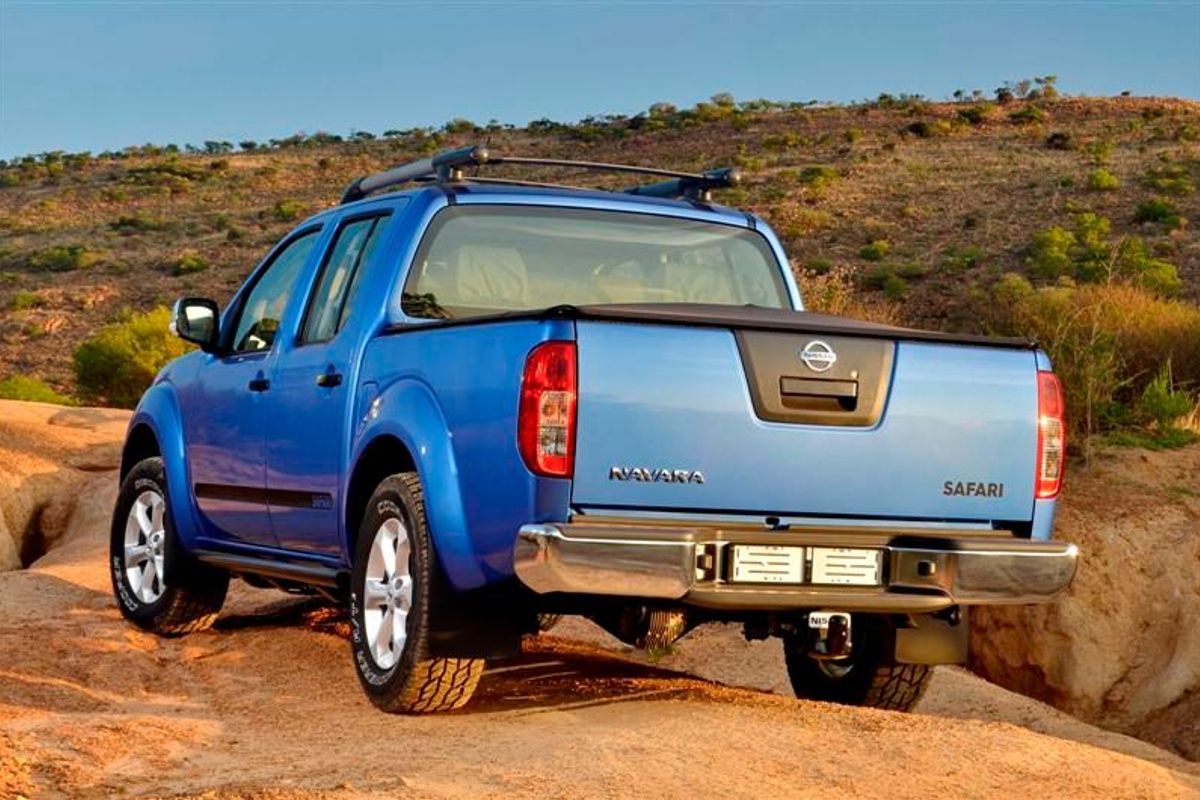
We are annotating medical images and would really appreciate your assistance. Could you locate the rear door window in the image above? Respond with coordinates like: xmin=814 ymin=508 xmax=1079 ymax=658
xmin=300 ymin=213 xmax=389 ymax=343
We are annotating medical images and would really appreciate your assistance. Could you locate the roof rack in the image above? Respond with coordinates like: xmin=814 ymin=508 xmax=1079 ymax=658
xmin=339 ymin=144 xmax=742 ymax=205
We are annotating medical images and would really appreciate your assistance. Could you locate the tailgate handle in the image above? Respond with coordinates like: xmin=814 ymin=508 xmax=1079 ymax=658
xmin=779 ymin=377 xmax=858 ymax=411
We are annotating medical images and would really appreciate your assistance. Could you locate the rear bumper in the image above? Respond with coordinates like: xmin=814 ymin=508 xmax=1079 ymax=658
xmin=513 ymin=517 xmax=1078 ymax=613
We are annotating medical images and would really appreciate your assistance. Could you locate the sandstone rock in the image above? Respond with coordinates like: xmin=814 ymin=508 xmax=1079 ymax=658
xmin=971 ymin=444 xmax=1200 ymax=759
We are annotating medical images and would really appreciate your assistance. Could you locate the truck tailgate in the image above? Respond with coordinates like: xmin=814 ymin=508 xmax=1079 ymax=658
xmin=571 ymin=316 xmax=1039 ymax=523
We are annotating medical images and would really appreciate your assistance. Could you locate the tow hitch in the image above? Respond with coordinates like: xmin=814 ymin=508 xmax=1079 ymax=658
xmin=807 ymin=610 xmax=853 ymax=659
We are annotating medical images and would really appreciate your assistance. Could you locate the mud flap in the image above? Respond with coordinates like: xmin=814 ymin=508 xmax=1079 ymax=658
xmin=427 ymin=578 xmax=535 ymax=659
xmin=894 ymin=609 xmax=969 ymax=665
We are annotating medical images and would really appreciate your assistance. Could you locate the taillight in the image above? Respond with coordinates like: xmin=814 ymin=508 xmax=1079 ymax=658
xmin=518 ymin=341 xmax=577 ymax=478
xmin=1036 ymin=370 xmax=1066 ymax=499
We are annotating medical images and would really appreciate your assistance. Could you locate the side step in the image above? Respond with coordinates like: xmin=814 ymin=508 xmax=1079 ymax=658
xmin=194 ymin=550 xmax=344 ymax=588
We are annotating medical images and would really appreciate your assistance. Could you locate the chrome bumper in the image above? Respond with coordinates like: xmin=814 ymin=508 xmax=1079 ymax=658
xmin=513 ymin=518 xmax=1078 ymax=613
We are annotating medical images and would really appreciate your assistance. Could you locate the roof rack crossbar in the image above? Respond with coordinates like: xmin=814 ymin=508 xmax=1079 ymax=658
xmin=623 ymin=167 xmax=743 ymax=202
xmin=488 ymin=156 xmax=701 ymax=181
xmin=341 ymin=145 xmax=490 ymax=203
xmin=339 ymin=144 xmax=742 ymax=204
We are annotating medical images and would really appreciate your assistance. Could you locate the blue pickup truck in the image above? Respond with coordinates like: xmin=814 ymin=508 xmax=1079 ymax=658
xmin=110 ymin=146 xmax=1078 ymax=714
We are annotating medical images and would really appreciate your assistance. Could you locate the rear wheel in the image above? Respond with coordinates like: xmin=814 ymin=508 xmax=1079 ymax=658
xmin=109 ymin=457 xmax=228 ymax=635
xmin=783 ymin=615 xmax=931 ymax=712
xmin=349 ymin=473 xmax=484 ymax=713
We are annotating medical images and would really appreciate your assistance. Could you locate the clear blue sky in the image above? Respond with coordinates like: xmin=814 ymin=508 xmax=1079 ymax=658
xmin=1 ymin=2 xmax=1198 ymax=159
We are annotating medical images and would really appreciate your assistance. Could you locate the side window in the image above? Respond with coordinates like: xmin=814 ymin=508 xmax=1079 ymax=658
xmin=231 ymin=230 xmax=320 ymax=353
xmin=300 ymin=214 xmax=389 ymax=344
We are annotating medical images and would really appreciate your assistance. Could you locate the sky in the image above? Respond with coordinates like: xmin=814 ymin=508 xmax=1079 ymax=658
xmin=1 ymin=1 xmax=1198 ymax=159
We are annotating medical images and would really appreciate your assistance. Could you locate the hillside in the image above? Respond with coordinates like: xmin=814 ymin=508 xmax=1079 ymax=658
xmin=1 ymin=94 xmax=1198 ymax=394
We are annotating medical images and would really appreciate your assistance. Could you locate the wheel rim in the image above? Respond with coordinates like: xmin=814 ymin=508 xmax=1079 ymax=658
xmin=123 ymin=489 xmax=167 ymax=604
xmin=815 ymin=658 xmax=855 ymax=680
xmin=362 ymin=516 xmax=413 ymax=670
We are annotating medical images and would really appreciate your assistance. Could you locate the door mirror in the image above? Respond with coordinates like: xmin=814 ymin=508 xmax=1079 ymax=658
xmin=171 ymin=297 xmax=221 ymax=352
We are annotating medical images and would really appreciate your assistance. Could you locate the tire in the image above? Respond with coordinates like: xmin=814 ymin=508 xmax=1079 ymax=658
xmin=536 ymin=613 xmax=563 ymax=633
xmin=349 ymin=473 xmax=484 ymax=714
xmin=110 ymin=457 xmax=229 ymax=636
xmin=784 ymin=615 xmax=932 ymax=712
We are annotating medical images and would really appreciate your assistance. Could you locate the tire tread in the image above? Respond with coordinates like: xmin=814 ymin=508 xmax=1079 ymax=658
xmin=111 ymin=457 xmax=227 ymax=637
xmin=354 ymin=473 xmax=485 ymax=714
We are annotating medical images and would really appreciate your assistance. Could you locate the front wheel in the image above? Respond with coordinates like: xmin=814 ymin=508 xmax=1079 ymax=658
xmin=109 ymin=457 xmax=228 ymax=635
xmin=349 ymin=473 xmax=484 ymax=713
xmin=783 ymin=615 xmax=932 ymax=712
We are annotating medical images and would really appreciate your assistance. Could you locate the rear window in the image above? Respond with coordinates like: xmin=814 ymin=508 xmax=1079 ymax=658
xmin=401 ymin=205 xmax=788 ymax=319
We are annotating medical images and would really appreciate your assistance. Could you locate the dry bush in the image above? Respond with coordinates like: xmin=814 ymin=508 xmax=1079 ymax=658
xmin=797 ymin=265 xmax=901 ymax=325
xmin=984 ymin=276 xmax=1200 ymax=454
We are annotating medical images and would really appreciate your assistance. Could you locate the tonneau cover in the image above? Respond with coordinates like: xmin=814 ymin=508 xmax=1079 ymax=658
xmin=398 ymin=303 xmax=1037 ymax=350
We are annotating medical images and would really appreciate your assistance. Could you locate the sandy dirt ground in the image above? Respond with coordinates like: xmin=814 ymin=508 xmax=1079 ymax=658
xmin=1 ymin=400 xmax=1198 ymax=799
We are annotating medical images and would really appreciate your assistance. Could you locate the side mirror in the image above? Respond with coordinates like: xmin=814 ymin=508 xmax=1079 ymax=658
xmin=171 ymin=297 xmax=221 ymax=352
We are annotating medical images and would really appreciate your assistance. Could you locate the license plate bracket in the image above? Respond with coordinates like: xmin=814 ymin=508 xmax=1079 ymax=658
xmin=730 ymin=544 xmax=805 ymax=584
xmin=809 ymin=547 xmax=882 ymax=586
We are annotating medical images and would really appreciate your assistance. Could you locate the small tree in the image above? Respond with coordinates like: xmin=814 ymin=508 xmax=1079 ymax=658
xmin=1036 ymin=75 xmax=1060 ymax=100
xmin=73 ymin=308 xmax=190 ymax=408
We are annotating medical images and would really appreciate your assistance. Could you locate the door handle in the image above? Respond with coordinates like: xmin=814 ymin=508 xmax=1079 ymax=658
xmin=248 ymin=376 xmax=270 ymax=392
xmin=316 ymin=368 xmax=343 ymax=388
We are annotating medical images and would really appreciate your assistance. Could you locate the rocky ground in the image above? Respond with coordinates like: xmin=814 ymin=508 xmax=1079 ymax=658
xmin=0 ymin=399 xmax=1197 ymax=799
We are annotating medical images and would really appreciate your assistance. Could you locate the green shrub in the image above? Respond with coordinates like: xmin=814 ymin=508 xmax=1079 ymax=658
xmin=764 ymin=132 xmax=802 ymax=151
xmin=1133 ymin=197 xmax=1185 ymax=230
xmin=881 ymin=273 xmax=909 ymax=299
xmin=769 ymin=207 xmax=833 ymax=239
xmin=1026 ymin=226 xmax=1075 ymax=279
xmin=904 ymin=120 xmax=951 ymax=138
xmin=1086 ymin=168 xmax=1120 ymax=191
xmin=941 ymin=245 xmax=984 ymax=270
xmin=272 ymin=199 xmax=306 ymax=222
xmin=73 ymin=307 xmax=191 ymax=408
xmin=863 ymin=264 xmax=910 ymax=298
xmin=1025 ymin=213 xmax=1181 ymax=295
xmin=956 ymin=105 xmax=992 ymax=126
xmin=859 ymin=239 xmax=891 ymax=261
xmin=0 ymin=375 xmax=73 ymax=405
xmin=1114 ymin=237 xmax=1182 ymax=296
xmin=798 ymin=165 xmax=840 ymax=192
xmin=1102 ymin=427 xmax=1200 ymax=450
xmin=109 ymin=213 xmax=166 ymax=234
xmin=1135 ymin=363 xmax=1193 ymax=429
xmin=1143 ymin=163 xmax=1195 ymax=196
xmin=28 ymin=245 xmax=100 ymax=272
xmin=1009 ymin=105 xmax=1047 ymax=125
xmin=124 ymin=160 xmax=208 ymax=190
xmin=9 ymin=290 xmax=44 ymax=310
xmin=172 ymin=251 xmax=208 ymax=276
xmin=442 ymin=118 xmax=478 ymax=134
xmin=1086 ymin=138 xmax=1115 ymax=166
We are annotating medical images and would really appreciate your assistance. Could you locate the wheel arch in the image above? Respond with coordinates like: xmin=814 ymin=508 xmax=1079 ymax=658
xmin=345 ymin=377 xmax=487 ymax=590
xmin=121 ymin=384 xmax=201 ymax=549
xmin=344 ymin=434 xmax=417 ymax=560
xmin=121 ymin=422 xmax=162 ymax=481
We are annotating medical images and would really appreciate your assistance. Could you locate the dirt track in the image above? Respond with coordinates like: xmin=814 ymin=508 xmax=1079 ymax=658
xmin=2 ymin=500 xmax=1198 ymax=798
xmin=1 ymin=400 xmax=1198 ymax=798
